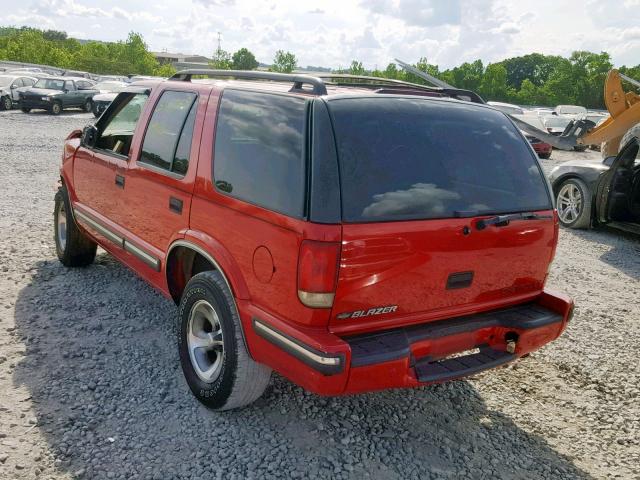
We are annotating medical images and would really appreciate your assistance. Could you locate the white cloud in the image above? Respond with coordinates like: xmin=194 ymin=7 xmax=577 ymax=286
xmin=5 ymin=0 xmax=639 ymax=70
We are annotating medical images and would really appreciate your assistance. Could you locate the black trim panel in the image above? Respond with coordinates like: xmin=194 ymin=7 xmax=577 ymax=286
xmin=415 ymin=346 xmax=515 ymax=382
xmin=252 ymin=318 xmax=344 ymax=375
xmin=346 ymin=302 xmax=562 ymax=367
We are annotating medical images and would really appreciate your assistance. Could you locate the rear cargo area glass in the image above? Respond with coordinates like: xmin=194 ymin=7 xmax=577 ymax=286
xmin=328 ymin=97 xmax=552 ymax=222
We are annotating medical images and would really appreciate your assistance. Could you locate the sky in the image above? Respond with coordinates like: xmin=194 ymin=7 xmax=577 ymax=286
xmin=3 ymin=0 xmax=640 ymax=69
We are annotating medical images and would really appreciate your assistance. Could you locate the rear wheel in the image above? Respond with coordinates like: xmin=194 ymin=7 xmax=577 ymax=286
xmin=54 ymin=186 xmax=97 ymax=267
xmin=1 ymin=96 xmax=11 ymax=110
xmin=21 ymin=107 xmax=31 ymax=113
xmin=178 ymin=271 xmax=271 ymax=410
xmin=83 ymin=99 xmax=93 ymax=113
xmin=556 ymin=178 xmax=592 ymax=229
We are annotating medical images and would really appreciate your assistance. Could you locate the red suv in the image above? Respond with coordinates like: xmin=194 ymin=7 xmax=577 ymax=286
xmin=54 ymin=71 xmax=573 ymax=410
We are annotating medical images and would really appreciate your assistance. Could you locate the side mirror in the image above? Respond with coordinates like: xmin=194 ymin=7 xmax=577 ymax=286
xmin=81 ymin=124 xmax=98 ymax=149
xmin=62 ymin=89 xmax=69 ymax=93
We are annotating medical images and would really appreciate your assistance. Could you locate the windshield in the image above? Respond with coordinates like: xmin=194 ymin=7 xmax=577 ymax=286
xmin=0 ymin=76 xmax=12 ymax=87
xmin=328 ymin=97 xmax=551 ymax=222
xmin=543 ymin=116 xmax=571 ymax=128
xmin=34 ymin=78 xmax=65 ymax=90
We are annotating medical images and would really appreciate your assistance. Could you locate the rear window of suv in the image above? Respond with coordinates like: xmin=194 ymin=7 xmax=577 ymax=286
xmin=328 ymin=97 xmax=552 ymax=222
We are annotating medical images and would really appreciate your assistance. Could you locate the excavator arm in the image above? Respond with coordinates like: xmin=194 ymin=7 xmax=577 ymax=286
xmin=511 ymin=69 xmax=640 ymax=152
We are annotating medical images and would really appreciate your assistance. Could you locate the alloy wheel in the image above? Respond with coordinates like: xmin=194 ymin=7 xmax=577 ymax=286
xmin=557 ymin=182 xmax=583 ymax=224
xmin=186 ymin=300 xmax=225 ymax=383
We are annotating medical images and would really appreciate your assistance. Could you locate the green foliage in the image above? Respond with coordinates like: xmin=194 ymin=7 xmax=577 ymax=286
xmin=210 ymin=46 xmax=232 ymax=70
xmin=153 ymin=63 xmax=177 ymax=78
xmin=231 ymin=48 xmax=258 ymax=70
xmin=0 ymin=27 xmax=170 ymax=76
xmin=271 ymin=50 xmax=297 ymax=73
xmin=349 ymin=60 xmax=365 ymax=76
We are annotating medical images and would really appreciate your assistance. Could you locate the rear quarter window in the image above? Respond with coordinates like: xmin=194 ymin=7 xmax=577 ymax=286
xmin=327 ymin=97 xmax=552 ymax=222
xmin=213 ymin=89 xmax=307 ymax=218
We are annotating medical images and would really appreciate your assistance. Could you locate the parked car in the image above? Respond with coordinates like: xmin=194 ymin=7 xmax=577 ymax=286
xmin=513 ymin=114 xmax=552 ymax=159
xmin=54 ymin=72 xmax=573 ymax=410
xmin=549 ymin=125 xmax=640 ymax=233
xmin=19 ymin=77 xmax=99 ymax=115
xmin=91 ymin=81 xmax=128 ymax=117
xmin=487 ymin=101 xmax=524 ymax=115
xmin=542 ymin=115 xmax=588 ymax=151
xmin=63 ymin=70 xmax=93 ymax=79
xmin=555 ymin=105 xmax=587 ymax=116
xmin=0 ymin=74 xmax=37 ymax=110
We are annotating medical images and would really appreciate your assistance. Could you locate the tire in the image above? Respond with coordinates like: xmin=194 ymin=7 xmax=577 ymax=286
xmin=93 ymin=104 xmax=101 ymax=118
xmin=83 ymin=99 xmax=93 ymax=113
xmin=573 ymin=145 xmax=588 ymax=152
xmin=50 ymin=102 xmax=62 ymax=115
xmin=21 ymin=107 xmax=31 ymax=113
xmin=555 ymin=178 xmax=592 ymax=229
xmin=539 ymin=153 xmax=551 ymax=160
xmin=1 ymin=96 xmax=11 ymax=110
xmin=54 ymin=185 xmax=97 ymax=267
xmin=178 ymin=271 xmax=271 ymax=410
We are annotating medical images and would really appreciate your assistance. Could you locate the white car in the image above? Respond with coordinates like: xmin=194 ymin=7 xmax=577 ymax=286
xmin=487 ymin=101 xmax=524 ymax=115
xmin=554 ymin=105 xmax=587 ymax=116
xmin=0 ymin=74 xmax=37 ymax=110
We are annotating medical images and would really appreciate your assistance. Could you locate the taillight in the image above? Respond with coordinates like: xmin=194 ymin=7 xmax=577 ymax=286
xmin=297 ymin=240 xmax=340 ymax=308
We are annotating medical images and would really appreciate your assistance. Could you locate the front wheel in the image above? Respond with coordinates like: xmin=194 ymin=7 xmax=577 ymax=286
xmin=1 ymin=96 xmax=11 ymax=110
xmin=556 ymin=178 xmax=592 ymax=229
xmin=50 ymin=102 xmax=62 ymax=115
xmin=54 ymin=186 xmax=97 ymax=267
xmin=178 ymin=271 xmax=271 ymax=410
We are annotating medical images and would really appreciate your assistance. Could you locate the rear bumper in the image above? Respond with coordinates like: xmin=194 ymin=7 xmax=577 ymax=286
xmin=242 ymin=289 xmax=573 ymax=396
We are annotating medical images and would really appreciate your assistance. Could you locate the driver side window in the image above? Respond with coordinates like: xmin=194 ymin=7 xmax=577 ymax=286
xmin=96 ymin=93 xmax=148 ymax=156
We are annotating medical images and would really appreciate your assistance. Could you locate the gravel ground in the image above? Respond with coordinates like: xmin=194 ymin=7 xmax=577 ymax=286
xmin=0 ymin=109 xmax=638 ymax=480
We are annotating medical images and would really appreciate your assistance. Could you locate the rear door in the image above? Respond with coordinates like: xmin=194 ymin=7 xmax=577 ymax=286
xmin=325 ymin=97 xmax=556 ymax=333
xmin=595 ymin=137 xmax=640 ymax=224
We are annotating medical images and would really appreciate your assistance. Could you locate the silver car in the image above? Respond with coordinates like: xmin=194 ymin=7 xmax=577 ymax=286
xmin=0 ymin=74 xmax=38 ymax=110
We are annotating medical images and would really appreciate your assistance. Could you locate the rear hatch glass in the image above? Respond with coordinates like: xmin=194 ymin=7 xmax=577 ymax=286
xmin=328 ymin=97 xmax=551 ymax=222
xmin=326 ymin=97 xmax=555 ymax=333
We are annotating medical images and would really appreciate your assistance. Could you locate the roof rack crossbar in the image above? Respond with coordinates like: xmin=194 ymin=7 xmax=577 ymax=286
xmin=169 ymin=69 xmax=328 ymax=95
xmin=317 ymin=73 xmax=440 ymax=92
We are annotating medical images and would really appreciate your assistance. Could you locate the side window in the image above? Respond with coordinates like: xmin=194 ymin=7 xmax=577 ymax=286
xmin=12 ymin=79 xmax=24 ymax=88
xmin=139 ymin=91 xmax=197 ymax=175
xmin=64 ymin=81 xmax=75 ymax=91
xmin=22 ymin=78 xmax=35 ymax=87
xmin=77 ymin=81 xmax=89 ymax=90
xmin=96 ymin=93 xmax=149 ymax=156
xmin=213 ymin=90 xmax=307 ymax=218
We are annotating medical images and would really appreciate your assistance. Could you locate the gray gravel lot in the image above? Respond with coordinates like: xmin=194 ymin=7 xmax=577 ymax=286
xmin=0 ymin=109 xmax=638 ymax=480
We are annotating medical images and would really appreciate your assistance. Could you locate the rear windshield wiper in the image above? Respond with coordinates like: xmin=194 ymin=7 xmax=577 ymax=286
xmin=476 ymin=212 xmax=552 ymax=230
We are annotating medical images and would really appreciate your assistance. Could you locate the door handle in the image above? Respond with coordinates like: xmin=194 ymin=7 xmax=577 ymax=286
xmin=115 ymin=175 xmax=125 ymax=188
xmin=169 ymin=197 xmax=183 ymax=214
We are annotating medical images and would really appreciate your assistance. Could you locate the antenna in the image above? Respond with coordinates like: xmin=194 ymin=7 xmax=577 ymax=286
xmin=216 ymin=32 xmax=222 ymax=53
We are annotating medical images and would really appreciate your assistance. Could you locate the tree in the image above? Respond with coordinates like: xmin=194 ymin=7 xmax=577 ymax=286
xmin=231 ymin=47 xmax=258 ymax=70
xmin=271 ymin=50 xmax=297 ymax=73
xmin=479 ymin=63 xmax=508 ymax=101
xmin=154 ymin=62 xmax=177 ymax=78
xmin=349 ymin=60 xmax=365 ymax=76
xmin=210 ymin=45 xmax=232 ymax=70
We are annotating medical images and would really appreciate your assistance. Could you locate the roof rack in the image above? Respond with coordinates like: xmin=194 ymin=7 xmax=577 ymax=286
xmin=169 ymin=69 xmax=328 ymax=95
xmin=317 ymin=73 xmax=440 ymax=92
